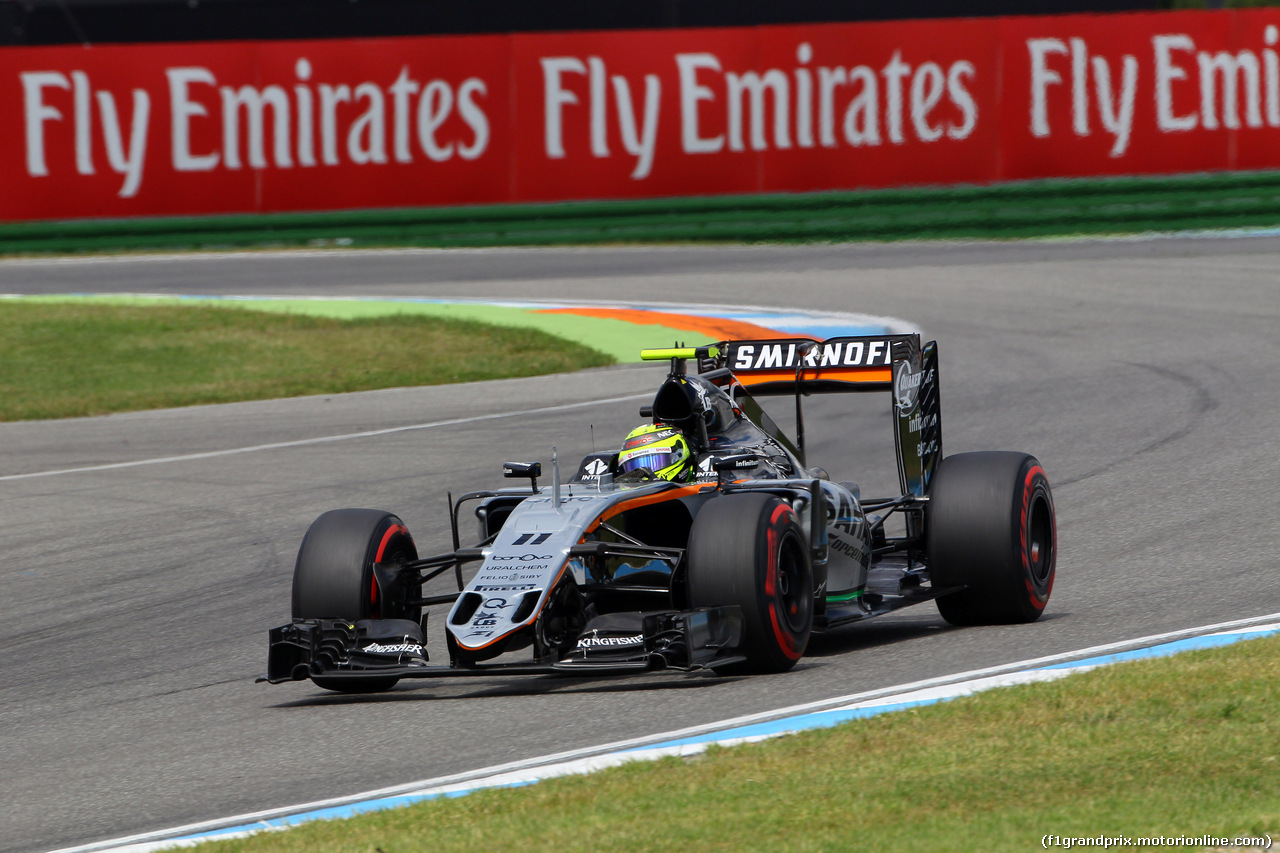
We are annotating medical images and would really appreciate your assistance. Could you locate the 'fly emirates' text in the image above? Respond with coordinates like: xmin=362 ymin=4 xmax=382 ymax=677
xmin=19 ymin=33 xmax=1279 ymax=197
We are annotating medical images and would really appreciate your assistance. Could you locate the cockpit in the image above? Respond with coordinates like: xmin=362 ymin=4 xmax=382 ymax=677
xmin=649 ymin=372 xmax=797 ymax=479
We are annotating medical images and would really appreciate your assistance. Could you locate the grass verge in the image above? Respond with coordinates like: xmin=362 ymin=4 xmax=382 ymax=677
xmin=0 ymin=301 xmax=612 ymax=421
xmin=202 ymin=634 xmax=1280 ymax=852
xmin=6 ymin=171 xmax=1280 ymax=254
xmin=13 ymin=294 xmax=706 ymax=365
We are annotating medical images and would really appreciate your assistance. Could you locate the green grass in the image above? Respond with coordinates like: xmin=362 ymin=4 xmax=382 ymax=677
xmin=200 ymin=634 xmax=1280 ymax=853
xmin=0 ymin=302 xmax=612 ymax=421
xmin=8 ymin=171 xmax=1280 ymax=253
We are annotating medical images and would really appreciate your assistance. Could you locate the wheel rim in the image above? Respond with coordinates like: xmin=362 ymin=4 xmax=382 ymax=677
xmin=1026 ymin=493 xmax=1054 ymax=587
xmin=775 ymin=534 xmax=809 ymax=634
xmin=368 ymin=522 xmax=416 ymax=621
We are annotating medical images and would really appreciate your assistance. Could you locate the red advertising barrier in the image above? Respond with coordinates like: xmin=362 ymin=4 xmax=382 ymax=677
xmin=3 ymin=9 xmax=1280 ymax=221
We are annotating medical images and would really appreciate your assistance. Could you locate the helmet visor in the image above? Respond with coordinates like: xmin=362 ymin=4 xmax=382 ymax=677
xmin=619 ymin=449 xmax=679 ymax=475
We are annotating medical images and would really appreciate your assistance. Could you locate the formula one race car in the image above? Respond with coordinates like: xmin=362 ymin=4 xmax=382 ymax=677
xmin=263 ymin=334 xmax=1056 ymax=692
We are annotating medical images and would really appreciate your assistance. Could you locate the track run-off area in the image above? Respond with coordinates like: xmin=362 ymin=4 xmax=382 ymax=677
xmin=2 ymin=237 xmax=1279 ymax=851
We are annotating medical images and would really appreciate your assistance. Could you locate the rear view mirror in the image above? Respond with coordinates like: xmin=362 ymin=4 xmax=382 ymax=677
xmin=503 ymin=461 xmax=542 ymax=479
xmin=503 ymin=461 xmax=542 ymax=491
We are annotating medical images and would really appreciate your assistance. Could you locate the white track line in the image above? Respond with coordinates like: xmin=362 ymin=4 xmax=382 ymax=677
xmin=1 ymin=297 xmax=914 ymax=484
xmin=0 ymin=393 xmax=651 ymax=483
xmin=51 ymin=610 xmax=1280 ymax=853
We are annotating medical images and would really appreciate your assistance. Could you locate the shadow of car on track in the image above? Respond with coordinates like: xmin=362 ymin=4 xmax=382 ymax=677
xmin=265 ymin=670 xmax=731 ymax=707
xmin=803 ymin=610 xmax=1071 ymax=659
xmin=801 ymin=616 xmax=949 ymax=658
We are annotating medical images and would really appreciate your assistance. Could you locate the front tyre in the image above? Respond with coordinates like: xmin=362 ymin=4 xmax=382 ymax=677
xmin=927 ymin=452 xmax=1056 ymax=625
xmin=292 ymin=508 xmax=419 ymax=692
xmin=687 ymin=493 xmax=813 ymax=673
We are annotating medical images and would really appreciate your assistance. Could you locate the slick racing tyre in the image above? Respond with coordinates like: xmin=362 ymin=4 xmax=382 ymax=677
xmin=292 ymin=508 xmax=419 ymax=692
xmin=927 ymin=452 xmax=1056 ymax=625
xmin=688 ymin=493 xmax=813 ymax=673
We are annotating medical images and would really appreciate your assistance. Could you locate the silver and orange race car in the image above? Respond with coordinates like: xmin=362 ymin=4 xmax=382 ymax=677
xmin=263 ymin=335 xmax=1056 ymax=692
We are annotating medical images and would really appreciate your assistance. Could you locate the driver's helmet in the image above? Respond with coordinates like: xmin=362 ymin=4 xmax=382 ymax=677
xmin=617 ymin=423 xmax=693 ymax=482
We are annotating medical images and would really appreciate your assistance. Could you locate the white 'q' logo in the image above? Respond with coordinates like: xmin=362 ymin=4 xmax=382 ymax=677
xmin=894 ymin=361 xmax=922 ymax=414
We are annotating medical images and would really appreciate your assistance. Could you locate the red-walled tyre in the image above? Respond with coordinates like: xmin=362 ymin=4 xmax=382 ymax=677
xmin=688 ymin=493 xmax=813 ymax=673
xmin=292 ymin=508 xmax=419 ymax=692
xmin=927 ymin=452 xmax=1056 ymax=625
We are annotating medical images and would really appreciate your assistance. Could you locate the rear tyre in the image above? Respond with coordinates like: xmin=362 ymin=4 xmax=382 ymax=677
xmin=927 ymin=452 xmax=1056 ymax=625
xmin=292 ymin=508 xmax=419 ymax=692
xmin=687 ymin=493 xmax=813 ymax=673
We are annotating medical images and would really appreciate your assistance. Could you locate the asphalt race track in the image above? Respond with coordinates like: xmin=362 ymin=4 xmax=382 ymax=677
xmin=3 ymin=237 xmax=1279 ymax=851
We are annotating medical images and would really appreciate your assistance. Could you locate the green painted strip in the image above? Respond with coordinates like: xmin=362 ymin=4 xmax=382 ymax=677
xmin=5 ymin=170 xmax=1280 ymax=254
xmin=826 ymin=590 xmax=865 ymax=603
xmin=7 ymin=295 xmax=697 ymax=363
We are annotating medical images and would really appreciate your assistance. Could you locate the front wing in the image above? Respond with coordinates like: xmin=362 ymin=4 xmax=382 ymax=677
xmin=262 ymin=606 xmax=746 ymax=685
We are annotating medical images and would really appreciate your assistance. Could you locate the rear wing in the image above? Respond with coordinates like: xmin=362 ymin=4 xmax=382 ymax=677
xmin=718 ymin=335 xmax=942 ymax=497
xmin=724 ymin=336 xmax=908 ymax=393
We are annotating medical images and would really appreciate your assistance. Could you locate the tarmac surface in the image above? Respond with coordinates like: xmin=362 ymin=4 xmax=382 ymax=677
xmin=2 ymin=236 xmax=1278 ymax=851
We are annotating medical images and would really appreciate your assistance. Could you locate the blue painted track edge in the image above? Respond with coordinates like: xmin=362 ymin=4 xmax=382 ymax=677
xmin=57 ymin=612 xmax=1280 ymax=853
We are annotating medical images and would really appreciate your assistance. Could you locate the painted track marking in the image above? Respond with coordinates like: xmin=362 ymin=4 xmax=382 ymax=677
xmin=53 ymin=611 xmax=1280 ymax=853
xmin=0 ymin=392 xmax=651 ymax=483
